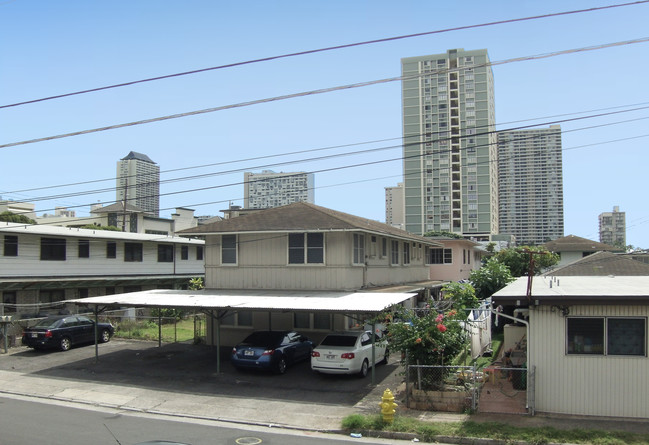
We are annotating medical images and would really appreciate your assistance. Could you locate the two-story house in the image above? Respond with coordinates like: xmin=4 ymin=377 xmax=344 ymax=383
xmin=73 ymin=203 xmax=444 ymax=349
xmin=1 ymin=222 xmax=205 ymax=320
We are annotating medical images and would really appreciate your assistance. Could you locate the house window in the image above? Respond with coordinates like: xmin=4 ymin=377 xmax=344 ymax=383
xmin=294 ymin=312 xmax=310 ymax=329
xmin=221 ymin=310 xmax=252 ymax=327
xmin=222 ymin=235 xmax=237 ymax=264
xmin=181 ymin=245 xmax=189 ymax=260
xmin=391 ymin=240 xmax=399 ymax=265
xmin=124 ymin=243 xmax=143 ymax=262
xmin=158 ymin=244 xmax=174 ymax=262
xmin=3 ymin=235 xmax=18 ymax=256
xmin=288 ymin=233 xmax=324 ymax=264
xmin=353 ymin=234 xmax=365 ymax=265
xmin=403 ymin=242 xmax=410 ymax=265
xmin=428 ymin=248 xmax=453 ymax=264
xmin=78 ymin=239 xmax=90 ymax=258
xmin=106 ymin=242 xmax=117 ymax=259
xmin=39 ymin=289 xmax=65 ymax=304
xmin=40 ymin=238 xmax=66 ymax=261
xmin=196 ymin=245 xmax=204 ymax=261
xmin=2 ymin=291 xmax=16 ymax=313
xmin=314 ymin=313 xmax=332 ymax=330
xmin=566 ymin=317 xmax=645 ymax=356
xmin=381 ymin=238 xmax=387 ymax=258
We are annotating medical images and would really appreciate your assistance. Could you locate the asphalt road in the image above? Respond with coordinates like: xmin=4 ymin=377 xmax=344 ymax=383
xmin=1 ymin=338 xmax=402 ymax=409
xmin=0 ymin=395 xmax=411 ymax=445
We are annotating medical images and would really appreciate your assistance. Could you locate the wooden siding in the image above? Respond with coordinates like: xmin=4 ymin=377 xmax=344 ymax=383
xmin=531 ymin=305 xmax=649 ymax=418
xmin=205 ymin=232 xmax=431 ymax=290
xmin=0 ymin=233 xmax=204 ymax=278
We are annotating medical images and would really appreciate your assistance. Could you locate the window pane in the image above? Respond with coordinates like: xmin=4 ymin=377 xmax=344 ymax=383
xmin=41 ymin=238 xmax=66 ymax=261
xmin=288 ymin=233 xmax=304 ymax=264
xmin=196 ymin=245 xmax=204 ymax=260
xmin=567 ymin=318 xmax=604 ymax=354
xmin=106 ymin=242 xmax=117 ymax=259
xmin=237 ymin=310 xmax=253 ymax=327
xmin=294 ymin=312 xmax=310 ymax=329
xmin=608 ymin=318 xmax=646 ymax=356
xmin=78 ymin=239 xmax=90 ymax=258
xmin=181 ymin=245 xmax=188 ymax=260
xmin=158 ymin=244 xmax=174 ymax=262
xmin=314 ymin=313 xmax=331 ymax=330
xmin=222 ymin=235 xmax=237 ymax=264
xmin=124 ymin=243 xmax=143 ymax=262
xmin=306 ymin=233 xmax=324 ymax=263
xmin=4 ymin=236 xmax=18 ymax=256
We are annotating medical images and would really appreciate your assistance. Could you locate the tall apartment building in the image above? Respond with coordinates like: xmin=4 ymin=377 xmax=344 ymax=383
xmin=497 ymin=125 xmax=564 ymax=245
xmin=599 ymin=206 xmax=626 ymax=247
xmin=385 ymin=182 xmax=405 ymax=229
xmin=243 ymin=170 xmax=314 ymax=209
xmin=116 ymin=151 xmax=160 ymax=217
xmin=401 ymin=48 xmax=497 ymax=239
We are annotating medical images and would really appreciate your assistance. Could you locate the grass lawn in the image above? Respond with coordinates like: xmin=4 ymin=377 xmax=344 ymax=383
xmin=342 ymin=414 xmax=649 ymax=444
xmin=112 ymin=317 xmax=198 ymax=343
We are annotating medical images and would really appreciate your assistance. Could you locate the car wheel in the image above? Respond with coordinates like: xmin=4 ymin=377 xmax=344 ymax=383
xmin=60 ymin=337 xmax=72 ymax=351
xmin=379 ymin=348 xmax=390 ymax=365
xmin=275 ymin=358 xmax=287 ymax=375
xmin=100 ymin=329 xmax=111 ymax=343
xmin=358 ymin=359 xmax=369 ymax=378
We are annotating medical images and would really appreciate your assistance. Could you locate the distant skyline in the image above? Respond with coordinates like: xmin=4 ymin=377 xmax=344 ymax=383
xmin=1 ymin=1 xmax=649 ymax=247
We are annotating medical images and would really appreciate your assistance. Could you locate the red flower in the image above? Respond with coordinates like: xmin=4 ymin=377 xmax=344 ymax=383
xmin=435 ymin=314 xmax=444 ymax=322
xmin=437 ymin=323 xmax=447 ymax=333
xmin=415 ymin=337 xmax=422 ymax=344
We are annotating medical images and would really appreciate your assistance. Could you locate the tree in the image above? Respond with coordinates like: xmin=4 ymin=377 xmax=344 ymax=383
xmin=79 ymin=224 xmax=122 ymax=231
xmin=493 ymin=246 xmax=559 ymax=277
xmin=469 ymin=258 xmax=515 ymax=300
xmin=423 ymin=230 xmax=464 ymax=239
xmin=440 ymin=281 xmax=479 ymax=314
xmin=0 ymin=211 xmax=36 ymax=225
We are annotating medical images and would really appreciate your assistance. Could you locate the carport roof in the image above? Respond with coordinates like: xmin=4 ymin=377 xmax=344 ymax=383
xmin=69 ymin=289 xmax=418 ymax=313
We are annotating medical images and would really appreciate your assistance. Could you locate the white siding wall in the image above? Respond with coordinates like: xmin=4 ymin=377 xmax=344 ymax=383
xmin=205 ymin=232 xmax=431 ymax=291
xmin=0 ymin=233 xmax=204 ymax=277
xmin=531 ymin=305 xmax=649 ymax=418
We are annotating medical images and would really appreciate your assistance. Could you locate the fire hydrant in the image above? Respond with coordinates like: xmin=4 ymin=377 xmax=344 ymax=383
xmin=379 ymin=388 xmax=397 ymax=423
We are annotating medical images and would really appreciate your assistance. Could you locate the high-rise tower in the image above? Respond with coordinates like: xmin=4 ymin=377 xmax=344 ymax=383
xmin=116 ymin=151 xmax=160 ymax=216
xmin=243 ymin=170 xmax=314 ymax=209
xmin=401 ymin=49 xmax=497 ymax=239
xmin=498 ymin=125 xmax=564 ymax=245
xmin=599 ymin=206 xmax=626 ymax=247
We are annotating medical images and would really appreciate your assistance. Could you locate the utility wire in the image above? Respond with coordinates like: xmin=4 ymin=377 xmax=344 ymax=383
xmin=2 ymin=0 xmax=647 ymax=110
xmin=4 ymin=107 xmax=649 ymax=225
xmin=2 ymin=37 xmax=649 ymax=151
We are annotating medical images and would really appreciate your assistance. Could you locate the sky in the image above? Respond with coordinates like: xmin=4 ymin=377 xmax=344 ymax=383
xmin=1 ymin=1 xmax=648 ymax=247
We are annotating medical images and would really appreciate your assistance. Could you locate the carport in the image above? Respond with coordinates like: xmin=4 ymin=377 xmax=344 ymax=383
xmin=70 ymin=288 xmax=419 ymax=383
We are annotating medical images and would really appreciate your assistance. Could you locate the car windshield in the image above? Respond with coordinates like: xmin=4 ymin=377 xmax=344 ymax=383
xmin=319 ymin=335 xmax=358 ymax=347
xmin=241 ymin=331 xmax=286 ymax=348
xmin=32 ymin=318 xmax=63 ymax=329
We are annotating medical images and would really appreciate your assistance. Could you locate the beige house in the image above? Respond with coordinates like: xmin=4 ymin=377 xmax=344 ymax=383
xmin=543 ymin=234 xmax=621 ymax=267
xmin=493 ymin=276 xmax=649 ymax=419
xmin=425 ymin=237 xmax=483 ymax=281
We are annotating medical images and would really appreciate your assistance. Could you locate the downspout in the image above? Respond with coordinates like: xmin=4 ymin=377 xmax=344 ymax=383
xmin=490 ymin=303 xmax=533 ymax=415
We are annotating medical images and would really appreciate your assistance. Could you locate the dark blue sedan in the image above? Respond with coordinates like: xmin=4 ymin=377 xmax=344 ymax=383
xmin=22 ymin=315 xmax=114 ymax=351
xmin=231 ymin=331 xmax=314 ymax=374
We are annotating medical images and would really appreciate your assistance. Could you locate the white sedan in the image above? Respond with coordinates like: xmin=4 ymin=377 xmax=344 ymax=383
xmin=311 ymin=330 xmax=388 ymax=377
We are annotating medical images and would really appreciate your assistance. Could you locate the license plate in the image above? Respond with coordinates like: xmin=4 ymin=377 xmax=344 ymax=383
xmin=326 ymin=354 xmax=336 ymax=360
xmin=244 ymin=350 xmax=254 ymax=356
xmin=31 ymin=333 xmax=38 ymax=338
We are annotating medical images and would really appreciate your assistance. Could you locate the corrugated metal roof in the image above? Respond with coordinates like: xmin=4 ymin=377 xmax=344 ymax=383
xmin=69 ymin=289 xmax=416 ymax=313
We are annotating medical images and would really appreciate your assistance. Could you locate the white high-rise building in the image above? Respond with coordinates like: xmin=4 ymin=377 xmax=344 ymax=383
xmin=116 ymin=151 xmax=160 ymax=216
xmin=244 ymin=170 xmax=314 ymax=209
xmin=599 ymin=206 xmax=626 ymax=247
xmin=385 ymin=182 xmax=404 ymax=230
xmin=401 ymin=48 xmax=497 ymax=239
xmin=498 ymin=125 xmax=564 ymax=245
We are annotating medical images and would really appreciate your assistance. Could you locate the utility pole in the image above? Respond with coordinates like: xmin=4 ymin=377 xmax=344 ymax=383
xmin=518 ymin=248 xmax=550 ymax=303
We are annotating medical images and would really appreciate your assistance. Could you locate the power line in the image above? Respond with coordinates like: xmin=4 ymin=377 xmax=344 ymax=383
xmin=2 ymin=1 xmax=647 ymax=110
xmin=2 ymin=37 xmax=649 ymax=151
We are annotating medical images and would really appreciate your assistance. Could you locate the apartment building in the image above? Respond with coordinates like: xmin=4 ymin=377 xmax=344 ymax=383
xmin=599 ymin=206 xmax=626 ymax=247
xmin=498 ymin=125 xmax=564 ymax=245
xmin=116 ymin=151 xmax=160 ymax=217
xmin=243 ymin=170 xmax=314 ymax=209
xmin=401 ymin=48 xmax=497 ymax=239
xmin=385 ymin=182 xmax=404 ymax=229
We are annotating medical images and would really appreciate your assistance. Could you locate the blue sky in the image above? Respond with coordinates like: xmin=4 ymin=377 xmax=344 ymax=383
xmin=1 ymin=1 xmax=648 ymax=247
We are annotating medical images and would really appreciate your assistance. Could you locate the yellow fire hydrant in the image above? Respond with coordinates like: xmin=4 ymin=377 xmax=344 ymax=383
xmin=379 ymin=388 xmax=397 ymax=423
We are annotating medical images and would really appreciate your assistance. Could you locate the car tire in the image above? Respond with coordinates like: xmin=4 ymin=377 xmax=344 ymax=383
xmin=379 ymin=348 xmax=390 ymax=365
xmin=100 ymin=329 xmax=111 ymax=343
xmin=60 ymin=337 xmax=72 ymax=352
xmin=275 ymin=358 xmax=287 ymax=375
xmin=358 ymin=359 xmax=369 ymax=378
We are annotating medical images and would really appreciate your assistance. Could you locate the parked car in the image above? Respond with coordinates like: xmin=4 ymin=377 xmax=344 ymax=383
xmin=311 ymin=330 xmax=388 ymax=377
xmin=231 ymin=331 xmax=314 ymax=374
xmin=21 ymin=315 xmax=114 ymax=351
